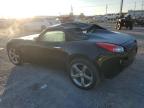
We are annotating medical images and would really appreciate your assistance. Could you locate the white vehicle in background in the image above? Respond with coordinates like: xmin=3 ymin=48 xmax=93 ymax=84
xmin=21 ymin=18 xmax=60 ymax=32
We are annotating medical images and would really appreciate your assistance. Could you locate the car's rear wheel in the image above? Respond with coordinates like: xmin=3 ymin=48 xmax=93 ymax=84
xmin=129 ymin=24 xmax=133 ymax=30
xmin=69 ymin=58 xmax=100 ymax=89
xmin=8 ymin=47 xmax=23 ymax=65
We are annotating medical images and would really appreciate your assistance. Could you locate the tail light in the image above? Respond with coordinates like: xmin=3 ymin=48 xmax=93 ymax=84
xmin=96 ymin=42 xmax=124 ymax=53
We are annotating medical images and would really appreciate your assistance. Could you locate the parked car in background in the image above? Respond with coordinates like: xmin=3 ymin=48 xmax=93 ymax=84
xmin=0 ymin=19 xmax=15 ymax=28
xmin=7 ymin=22 xmax=137 ymax=89
xmin=135 ymin=17 xmax=144 ymax=26
xmin=20 ymin=18 xmax=60 ymax=32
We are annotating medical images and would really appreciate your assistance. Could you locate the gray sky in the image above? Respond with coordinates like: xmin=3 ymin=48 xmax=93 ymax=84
xmin=0 ymin=0 xmax=143 ymax=18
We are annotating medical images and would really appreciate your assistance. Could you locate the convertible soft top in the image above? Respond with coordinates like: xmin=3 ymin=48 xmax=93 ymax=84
xmin=44 ymin=22 xmax=106 ymax=31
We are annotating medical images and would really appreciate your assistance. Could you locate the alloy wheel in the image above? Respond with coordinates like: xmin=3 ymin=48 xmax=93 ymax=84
xmin=8 ymin=48 xmax=21 ymax=64
xmin=70 ymin=63 xmax=93 ymax=88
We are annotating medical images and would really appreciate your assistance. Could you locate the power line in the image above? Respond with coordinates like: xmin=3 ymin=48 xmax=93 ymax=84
xmin=72 ymin=2 xmax=135 ymax=9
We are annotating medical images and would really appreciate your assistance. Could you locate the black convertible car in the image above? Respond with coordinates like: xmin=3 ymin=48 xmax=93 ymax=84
xmin=7 ymin=23 xmax=137 ymax=89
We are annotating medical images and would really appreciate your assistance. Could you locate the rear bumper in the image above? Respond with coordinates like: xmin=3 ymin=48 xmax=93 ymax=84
xmin=97 ymin=45 xmax=137 ymax=77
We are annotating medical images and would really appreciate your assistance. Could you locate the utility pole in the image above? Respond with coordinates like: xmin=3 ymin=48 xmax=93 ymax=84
xmin=70 ymin=5 xmax=73 ymax=14
xmin=142 ymin=0 xmax=144 ymax=10
xmin=134 ymin=1 xmax=136 ymax=18
xmin=134 ymin=1 xmax=136 ymax=11
xmin=142 ymin=0 xmax=144 ymax=17
xmin=106 ymin=4 xmax=108 ymax=15
xmin=120 ymin=0 xmax=123 ymax=16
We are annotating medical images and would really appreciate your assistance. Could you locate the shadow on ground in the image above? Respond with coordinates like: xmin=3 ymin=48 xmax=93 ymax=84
xmin=0 ymin=54 xmax=144 ymax=108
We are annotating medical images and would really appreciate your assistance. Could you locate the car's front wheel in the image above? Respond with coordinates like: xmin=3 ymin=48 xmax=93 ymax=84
xmin=117 ymin=23 xmax=122 ymax=30
xmin=8 ymin=47 xmax=23 ymax=65
xmin=69 ymin=58 xmax=100 ymax=89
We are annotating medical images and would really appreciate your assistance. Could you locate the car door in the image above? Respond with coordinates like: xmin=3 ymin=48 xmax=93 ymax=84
xmin=24 ymin=30 xmax=67 ymax=64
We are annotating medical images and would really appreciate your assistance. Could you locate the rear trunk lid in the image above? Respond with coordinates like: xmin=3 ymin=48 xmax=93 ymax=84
xmin=88 ymin=30 xmax=135 ymax=45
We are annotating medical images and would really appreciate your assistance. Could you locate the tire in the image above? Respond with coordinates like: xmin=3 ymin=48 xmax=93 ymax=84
xmin=115 ymin=23 xmax=118 ymax=29
xmin=129 ymin=25 xmax=133 ymax=30
xmin=117 ymin=23 xmax=121 ymax=30
xmin=69 ymin=58 xmax=101 ymax=90
xmin=125 ymin=25 xmax=129 ymax=29
xmin=8 ymin=47 xmax=23 ymax=65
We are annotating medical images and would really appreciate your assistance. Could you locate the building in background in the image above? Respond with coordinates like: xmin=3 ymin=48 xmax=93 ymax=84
xmin=128 ymin=10 xmax=144 ymax=18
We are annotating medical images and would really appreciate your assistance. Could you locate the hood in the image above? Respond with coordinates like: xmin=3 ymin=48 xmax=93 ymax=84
xmin=88 ymin=30 xmax=135 ymax=45
xmin=19 ymin=34 xmax=39 ymax=40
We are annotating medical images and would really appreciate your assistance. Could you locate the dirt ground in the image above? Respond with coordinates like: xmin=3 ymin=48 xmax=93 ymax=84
xmin=0 ymin=28 xmax=144 ymax=108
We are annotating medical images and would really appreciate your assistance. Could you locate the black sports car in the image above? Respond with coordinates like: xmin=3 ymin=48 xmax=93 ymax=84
xmin=7 ymin=23 xmax=137 ymax=89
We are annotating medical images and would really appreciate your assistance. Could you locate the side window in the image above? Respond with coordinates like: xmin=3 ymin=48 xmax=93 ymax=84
xmin=41 ymin=31 xmax=65 ymax=42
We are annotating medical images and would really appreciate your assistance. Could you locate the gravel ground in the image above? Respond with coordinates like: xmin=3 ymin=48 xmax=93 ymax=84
xmin=0 ymin=28 xmax=144 ymax=108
